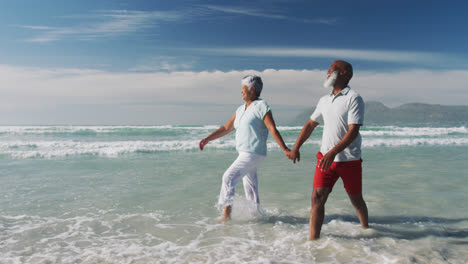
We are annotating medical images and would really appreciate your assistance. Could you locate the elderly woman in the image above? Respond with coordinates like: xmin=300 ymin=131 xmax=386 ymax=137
xmin=199 ymin=75 xmax=291 ymax=221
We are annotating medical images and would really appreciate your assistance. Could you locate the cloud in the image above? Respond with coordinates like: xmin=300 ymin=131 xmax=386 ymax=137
xmin=201 ymin=5 xmax=337 ymax=24
xmin=1 ymin=64 xmax=466 ymax=109
xmin=15 ymin=4 xmax=337 ymax=43
xmin=16 ymin=10 xmax=186 ymax=42
xmin=1 ymin=64 xmax=467 ymax=124
xmin=15 ymin=25 xmax=57 ymax=30
xmin=192 ymin=47 xmax=446 ymax=64
xmin=202 ymin=5 xmax=291 ymax=20
xmin=129 ymin=56 xmax=195 ymax=72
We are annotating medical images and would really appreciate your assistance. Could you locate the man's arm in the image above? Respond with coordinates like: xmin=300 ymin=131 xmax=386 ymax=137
xmin=263 ymin=111 xmax=290 ymax=156
xmin=319 ymin=124 xmax=361 ymax=170
xmin=290 ymin=119 xmax=319 ymax=163
xmin=199 ymin=113 xmax=236 ymax=151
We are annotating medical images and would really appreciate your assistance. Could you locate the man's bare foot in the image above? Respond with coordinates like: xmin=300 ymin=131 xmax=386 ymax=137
xmin=221 ymin=205 xmax=232 ymax=222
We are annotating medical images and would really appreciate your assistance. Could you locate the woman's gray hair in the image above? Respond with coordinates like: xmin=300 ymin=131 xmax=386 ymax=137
xmin=241 ymin=75 xmax=263 ymax=96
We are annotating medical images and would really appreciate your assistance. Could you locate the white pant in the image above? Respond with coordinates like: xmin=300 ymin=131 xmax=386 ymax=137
xmin=218 ymin=152 xmax=265 ymax=206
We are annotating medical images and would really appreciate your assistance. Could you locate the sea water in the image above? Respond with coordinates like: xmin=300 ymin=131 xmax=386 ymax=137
xmin=0 ymin=125 xmax=467 ymax=263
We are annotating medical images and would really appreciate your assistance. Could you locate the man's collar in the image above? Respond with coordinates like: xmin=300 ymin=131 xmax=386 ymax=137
xmin=329 ymin=86 xmax=351 ymax=97
xmin=341 ymin=86 xmax=351 ymax=95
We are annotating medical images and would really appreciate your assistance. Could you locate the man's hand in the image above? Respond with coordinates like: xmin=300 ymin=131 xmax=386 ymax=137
xmin=288 ymin=148 xmax=301 ymax=164
xmin=199 ymin=138 xmax=209 ymax=151
xmin=319 ymin=151 xmax=337 ymax=171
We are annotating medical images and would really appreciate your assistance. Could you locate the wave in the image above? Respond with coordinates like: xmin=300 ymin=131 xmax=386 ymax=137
xmin=0 ymin=125 xmax=466 ymax=158
xmin=362 ymin=137 xmax=468 ymax=147
xmin=1 ymin=209 xmax=464 ymax=264
xmin=0 ymin=125 xmax=221 ymax=136
xmin=361 ymin=126 xmax=468 ymax=137
xmin=277 ymin=126 xmax=304 ymax=131
xmin=1 ymin=125 xmax=465 ymax=136
xmin=0 ymin=140 xmax=219 ymax=158
xmin=1 ymin=136 xmax=467 ymax=159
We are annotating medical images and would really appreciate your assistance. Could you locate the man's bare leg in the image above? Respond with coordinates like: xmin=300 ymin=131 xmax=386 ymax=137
xmin=221 ymin=205 xmax=232 ymax=222
xmin=348 ymin=193 xmax=369 ymax=228
xmin=309 ymin=187 xmax=331 ymax=240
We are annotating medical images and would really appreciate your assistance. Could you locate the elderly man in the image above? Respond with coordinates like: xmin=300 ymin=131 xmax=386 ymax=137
xmin=289 ymin=60 xmax=369 ymax=240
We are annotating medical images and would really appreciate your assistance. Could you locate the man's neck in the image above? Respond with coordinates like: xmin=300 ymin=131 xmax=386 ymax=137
xmin=332 ymin=85 xmax=346 ymax=95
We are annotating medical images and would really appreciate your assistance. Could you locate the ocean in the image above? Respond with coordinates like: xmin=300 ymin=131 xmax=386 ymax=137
xmin=0 ymin=125 xmax=467 ymax=264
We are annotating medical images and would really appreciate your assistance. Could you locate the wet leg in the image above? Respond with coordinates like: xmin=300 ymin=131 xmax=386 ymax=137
xmin=309 ymin=187 xmax=331 ymax=240
xmin=348 ymin=193 xmax=369 ymax=228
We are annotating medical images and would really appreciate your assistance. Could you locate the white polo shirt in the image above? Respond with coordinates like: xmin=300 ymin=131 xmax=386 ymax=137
xmin=310 ymin=87 xmax=365 ymax=162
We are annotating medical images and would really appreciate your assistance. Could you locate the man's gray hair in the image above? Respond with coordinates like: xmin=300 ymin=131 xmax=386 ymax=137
xmin=241 ymin=75 xmax=263 ymax=96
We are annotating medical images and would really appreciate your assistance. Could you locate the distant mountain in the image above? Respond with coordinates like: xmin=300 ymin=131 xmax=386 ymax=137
xmin=288 ymin=102 xmax=468 ymax=126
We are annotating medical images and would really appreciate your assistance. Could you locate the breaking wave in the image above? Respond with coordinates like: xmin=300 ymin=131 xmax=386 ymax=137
xmin=0 ymin=125 xmax=466 ymax=158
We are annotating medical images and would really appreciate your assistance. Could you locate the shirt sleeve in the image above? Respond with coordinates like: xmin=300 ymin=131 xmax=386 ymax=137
xmin=310 ymin=99 xmax=322 ymax=122
xmin=348 ymin=95 xmax=365 ymax=125
xmin=256 ymin=100 xmax=271 ymax=119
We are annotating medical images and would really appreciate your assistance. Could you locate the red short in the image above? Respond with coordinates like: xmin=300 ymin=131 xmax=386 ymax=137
xmin=313 ymin=152 xmax=363 ymax=195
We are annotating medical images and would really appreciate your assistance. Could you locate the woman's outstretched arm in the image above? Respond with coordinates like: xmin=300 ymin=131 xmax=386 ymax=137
xmin=199 ymin=113 xmax=236 ymax=151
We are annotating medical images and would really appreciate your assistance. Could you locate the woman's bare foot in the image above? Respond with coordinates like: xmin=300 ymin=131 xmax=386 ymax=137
xmin=221 ymin=205 xmax=232 ymax=222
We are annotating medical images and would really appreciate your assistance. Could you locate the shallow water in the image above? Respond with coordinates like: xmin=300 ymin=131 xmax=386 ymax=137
xmin=0 ymin=125 xmax=467 ymax=263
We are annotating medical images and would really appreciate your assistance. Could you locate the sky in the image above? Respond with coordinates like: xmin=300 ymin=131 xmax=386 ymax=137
xmin=1 ymin=0 xmax=467 ymax=125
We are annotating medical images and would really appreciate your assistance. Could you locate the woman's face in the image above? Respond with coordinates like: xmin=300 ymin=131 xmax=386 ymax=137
xmin=241 ymin=85 xmax=256 ymax=101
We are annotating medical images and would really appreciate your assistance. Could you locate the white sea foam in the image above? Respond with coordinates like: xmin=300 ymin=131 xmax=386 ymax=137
xmin=1 ymin=125 xmax=466 ymax=138
xmin=277 ymin=126 xmax=304 ymax=131
xmin=0 ymin=140 xmax=236 ymax=158
xmin=362 ymin=137 xmax=468 ymax=147
xmin=0 ymin=125 xmax=467 ymax=158
xmin=361 ymin=126 xmax=468 ymax=136
xmin=1 ymin=135 xmax=467 ymax=159
xmin=0 ymin=125 xmax=221 ymax=135
xmin=1 ymin=209 xmax=465 ymax=264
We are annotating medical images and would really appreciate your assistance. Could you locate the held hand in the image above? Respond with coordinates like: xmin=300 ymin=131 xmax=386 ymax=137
xmin=288 ymin=148 xmax=300 ymax=164
xmin=319 ymin=151 xmax=336 ymax=171
xmin=199 ymin=138 xmax=209 ymax=151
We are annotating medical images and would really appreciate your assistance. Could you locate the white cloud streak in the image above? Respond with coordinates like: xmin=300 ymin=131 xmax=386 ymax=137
xmin=203 ymin=5 xmax=288 ymax=19
xmin=18 ymin=10 xmax=186 ymax=42
xmin=202 ymin=5 xmax=337 ymax=24
xmin=194 ymin=47 xmax=445 ymax=64
xmin=15 ymin=25 xmax=57 ymax=30
xmin=16 ymin=5 xmax=337 ymax=43
xmin=129 ymin=56 xmax=195 ymax=72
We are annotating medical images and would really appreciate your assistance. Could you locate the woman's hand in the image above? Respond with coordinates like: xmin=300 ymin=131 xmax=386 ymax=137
xmin=283 ymin=148 xmax=292 ymax=160
xmin=199 ymin=113 xmax=236 ymax=152
xmin=199 ymin=138 xmax=209 ymax=151
xmin=288 ymin=148 xmax=300 ymax=163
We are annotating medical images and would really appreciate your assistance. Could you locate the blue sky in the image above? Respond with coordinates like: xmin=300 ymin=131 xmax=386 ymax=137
xmin=1 ymin=0 xmax=467 ymax=124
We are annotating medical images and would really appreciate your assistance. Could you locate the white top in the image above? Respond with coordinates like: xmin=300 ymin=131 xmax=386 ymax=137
xmin=234 ymin=99 xmax=271 ymax=156
xmin=310 ymin=87 xmax=365 ymax=162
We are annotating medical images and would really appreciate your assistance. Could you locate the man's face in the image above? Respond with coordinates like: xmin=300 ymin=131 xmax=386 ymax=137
xmin=327 ymin=62 xmax=341 ymax=78
xmin=323 ymin=62 xmax=341 ymax=88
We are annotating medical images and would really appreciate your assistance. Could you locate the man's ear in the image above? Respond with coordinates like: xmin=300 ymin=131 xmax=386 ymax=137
xmin=341 ymin=70 xmax=352 ymax=80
